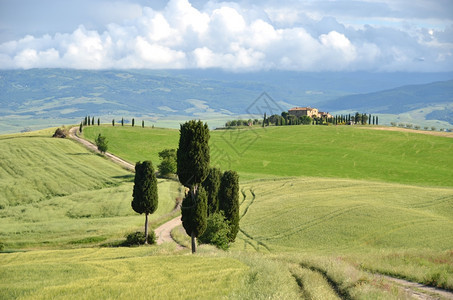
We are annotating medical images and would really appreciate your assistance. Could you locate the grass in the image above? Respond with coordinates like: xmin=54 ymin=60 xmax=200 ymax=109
xmin=82 ymin=125 xmax=179 ymax=165
xmin=0 ymin=131 xmax=184 ymax=249
xmin=0 ymin=247 xmax=248 ymax=299
xmin=2 ymin=125 xmax=453 ymax=298
xmin=83 ymin=125 xmax=453 ymax=186
xmin=235 ymin=177 xmax=453 ymax=290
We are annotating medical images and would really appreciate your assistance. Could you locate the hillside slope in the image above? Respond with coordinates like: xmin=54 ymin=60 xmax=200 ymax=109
xmin=0 ymin=130 xmax=180 ymax=248
xmin=83 ymin=125 xmax=453 ymax=186
xmin=322 ymin=80 xmax=453 ymax=117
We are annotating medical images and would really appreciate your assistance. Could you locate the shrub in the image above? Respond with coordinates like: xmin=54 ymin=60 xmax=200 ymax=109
xmin=52 ymin=128 xmax=67 ymax=138
xmin=124 ymin=231 xmax=156 ymax=246
xmin=198 ymin=211 xmax=231 ymax=250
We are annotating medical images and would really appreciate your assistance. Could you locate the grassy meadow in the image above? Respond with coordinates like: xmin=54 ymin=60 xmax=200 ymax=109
xmin=1 ymin=124 xmax=453 ymax=298
xmin=0 ymin=129 xmax=183 ymax=249
xmin=83 ymin=125 xmax=453 ymax=186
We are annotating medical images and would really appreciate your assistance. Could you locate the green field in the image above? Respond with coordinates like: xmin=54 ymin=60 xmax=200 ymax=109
xmin=83 ymin=125 xmax=453 ymax=186
xmin=0 ymin=247 xmax=248 ymax=299
xmin=1 ymin=125 xmax=453 ymax=298
xmin=0 ymin=129 xmax=182 ymax=249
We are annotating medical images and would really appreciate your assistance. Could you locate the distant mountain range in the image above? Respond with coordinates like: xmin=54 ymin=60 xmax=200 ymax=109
xmin=0 ymin=69 xmax=452 ymax=133
xmin=321 ymin=80 xmax=453 ymax=114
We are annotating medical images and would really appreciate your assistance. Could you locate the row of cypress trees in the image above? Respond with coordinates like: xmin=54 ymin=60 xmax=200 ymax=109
xmin=130 ymin=120 xmax=239 ymax=253
xmin=177 ymin=120 xmax=239 ymax=253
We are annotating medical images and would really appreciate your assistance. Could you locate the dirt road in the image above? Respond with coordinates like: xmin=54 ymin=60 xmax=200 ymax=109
xmin=380 ymin=275 xmax=453 ymax=300
xmin=68 ymin=126 xmax=184 ymax=247
xmin=154 ymin=216 xmax=184 ymax=249
xmin=68 ymin=126 xmax=134 ymax=171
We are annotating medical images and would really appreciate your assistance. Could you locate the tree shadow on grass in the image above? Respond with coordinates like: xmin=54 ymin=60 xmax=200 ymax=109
xmin=112 ymin=174 xmax=135 ymax=182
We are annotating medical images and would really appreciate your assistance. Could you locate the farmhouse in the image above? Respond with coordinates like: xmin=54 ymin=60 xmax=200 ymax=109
xmin=288 ymin=107 xmax=332 ymax=119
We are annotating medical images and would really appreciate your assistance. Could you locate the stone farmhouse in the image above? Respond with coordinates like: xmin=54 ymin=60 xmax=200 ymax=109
xmin=288 ymin=107 xmax=333 ymax=119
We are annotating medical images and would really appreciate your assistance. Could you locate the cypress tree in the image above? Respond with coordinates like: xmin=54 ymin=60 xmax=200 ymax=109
xmin=142 ymin=120 xmax=144 ymax=128
xmin=112 ymin=119 xmax=115 ymax=126
xmin=132 ymin=118 xmax=135 ymax=127
xmin=92 ymin=117 xmax=95 ymax=125
xmin=79 ymin=122 xmax=83 ymax=133
xmin=376 ymin=116 xmax=379 ymax=125
xmin=84 ymin=116 xmax=87 ymax=126
xmin=219 ymin=170 xmax=239 ymax=242
xmin=132 ymin=161 xmax=158 ymax=244
xmin=177 ymin=120 xmax=210 ymax=253
xmin=202 ymin=167 xmax=222 ymax=216
xmin=121 ymin=118 xmax=124 ymax=126
xmin=97 ymin=118 xmax=100 ymax=126
xmin=181 ymin=187 xmax=207 ymax=251
xmin=88 ymin=116 xmax=91 ymax=126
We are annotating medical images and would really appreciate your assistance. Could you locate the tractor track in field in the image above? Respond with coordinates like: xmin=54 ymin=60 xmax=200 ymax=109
xmin=68 ymin=126 xmax=185 ymax=249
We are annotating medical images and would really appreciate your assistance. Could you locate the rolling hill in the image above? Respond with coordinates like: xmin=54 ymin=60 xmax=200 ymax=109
xmin=1 ymin=125 xmax=453 ymax=298
xmin=1 ymin=69 xmax=453 ymax=134
xmin=322 ymin=80 xmax=453 ymax=124
xmin=83 ymin=125 xmax=453 ymax=186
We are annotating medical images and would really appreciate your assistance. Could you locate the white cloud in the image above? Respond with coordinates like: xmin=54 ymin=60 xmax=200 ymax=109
xmin=0 ymin=0 xmax=452 ymax=71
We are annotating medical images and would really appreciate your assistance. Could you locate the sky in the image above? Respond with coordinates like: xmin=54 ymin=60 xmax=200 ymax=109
xmin=0 ymin=0 xmax=452 ymax=72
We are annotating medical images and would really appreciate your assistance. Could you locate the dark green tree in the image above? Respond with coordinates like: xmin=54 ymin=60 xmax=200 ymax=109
xmin=157 ymin=149 xmax=177 ymax=177
xmin=177 ymin=120 xmax=210 ymax=253
xmin=202 ymin=167 xmax=222 ymax=216
xmin=181 ymin=187 xmax=207 ymax=252
xmin=112 ymin=119 xmax=115 ymax=126
xmin=132 ymin=118 xmax=135 ymax=127
xmin=79 ymin=122 xmax=83 ymax=133
xmin=97 ymin=118 xmax=100 ymax=126
xmin=132 ymin=161 xmax=158 ymax=244
xmin=142 ymin=120 xmax=144 ymax=128
xmin=219 ymin=170 xmax=239 ymax=242
xmin=84 ymin=116 xmax=88 ymax=126
xmin=376 ymin=116 xmax=379 ymax=125
xmin=95 ymin=133 xmax=108 ymax=154
xmin=121 ymin=118 xmax=124 ymax=126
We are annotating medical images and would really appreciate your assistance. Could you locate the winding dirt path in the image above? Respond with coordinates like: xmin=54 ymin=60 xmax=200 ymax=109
xmin=68 ymin=126 xmax=134 ymax=171
xmin=154 ymin=216 xmax=184 ymax=249
xmin=380 ymin=275 xmax=453 ymax=300
xmin=68 ymin=126 xmax=183 ymax=247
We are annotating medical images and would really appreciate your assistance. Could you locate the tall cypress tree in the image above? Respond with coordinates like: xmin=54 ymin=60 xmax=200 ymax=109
xmin=177 ymin=120 xmax=210 ymax=253
xmin=219 ymin=170 xmax=239 ymax=242
xmin=142 ymin=120 xmax=144 ymax=128
xmin=202 ymin=167 xmax=222 ymax=216
xmin=181 ymin=187 xmax=207 ymax=246
xmin=92 ymin=117 xmax=95 ymax=125
xmin=121 ymin=118 xmax=124 ymax=126
xmin=132 ymin=161 xmax=158 ymax=244
xmin=132 ymin=118 xmax=135 ymax=127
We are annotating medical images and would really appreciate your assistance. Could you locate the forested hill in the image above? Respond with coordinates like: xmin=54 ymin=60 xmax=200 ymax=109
xmin=322 ymin=80 xmax=453 ymax=115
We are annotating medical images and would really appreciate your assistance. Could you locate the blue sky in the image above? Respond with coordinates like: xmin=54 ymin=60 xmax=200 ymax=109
xmin=0 ymin=0 xmax=452 ymax=71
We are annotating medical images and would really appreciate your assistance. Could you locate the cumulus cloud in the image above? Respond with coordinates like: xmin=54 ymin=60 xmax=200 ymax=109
xmin=0 ymin=0 xmax=452 ymax=71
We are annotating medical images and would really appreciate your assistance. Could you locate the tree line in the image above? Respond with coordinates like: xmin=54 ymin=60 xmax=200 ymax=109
xmin=79 ymin=115 xmax=147 ymax=133
xmin=225 ymin=112 xmax=379 ymax=127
